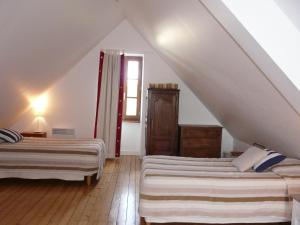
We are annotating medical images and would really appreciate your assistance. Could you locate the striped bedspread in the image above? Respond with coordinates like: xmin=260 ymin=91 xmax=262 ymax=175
xmin=0 ymin=137 xmax=105 ymax=181
xmin=139 ymin=155 xmax=300 ymax=224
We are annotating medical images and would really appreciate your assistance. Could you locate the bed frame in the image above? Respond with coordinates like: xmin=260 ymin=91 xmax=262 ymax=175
xmin=142 ymin=219 xmax=290 ymax=225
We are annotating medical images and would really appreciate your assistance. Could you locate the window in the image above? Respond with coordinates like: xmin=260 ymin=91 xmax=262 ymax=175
xmin=123 ymin=56 xmax=143 ymax=122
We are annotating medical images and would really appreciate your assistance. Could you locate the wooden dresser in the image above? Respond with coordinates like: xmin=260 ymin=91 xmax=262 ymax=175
xmin=179 ymin=125 xmax=222 ymax=158
xmin=146 ymin=88 xmax=179 ymax=155
xmin=21 ymin=132 xmax=47 ymax=138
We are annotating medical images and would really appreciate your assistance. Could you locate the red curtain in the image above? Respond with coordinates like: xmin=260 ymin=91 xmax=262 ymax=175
xmin=115 ymin=54 xmax=125 ymax=157
xmin=94 ymin=51 xmax=105 ymax=139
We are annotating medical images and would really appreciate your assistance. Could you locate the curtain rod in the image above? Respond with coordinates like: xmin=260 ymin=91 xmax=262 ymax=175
xmin=101 ymin=49 xmax=154 ymax=54
xmin=101 ymin=49 xmax=125 ymax=54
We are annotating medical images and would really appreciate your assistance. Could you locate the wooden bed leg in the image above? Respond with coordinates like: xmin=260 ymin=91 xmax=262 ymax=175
xmin=86 ymin=176 xmax=92 ymax=186
xmin=141 ymin=217 xmax=150 ymax=225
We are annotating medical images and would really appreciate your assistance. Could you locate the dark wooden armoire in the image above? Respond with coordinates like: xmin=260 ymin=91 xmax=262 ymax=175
xmin=146 ymin=88 xmax=179 ymax=155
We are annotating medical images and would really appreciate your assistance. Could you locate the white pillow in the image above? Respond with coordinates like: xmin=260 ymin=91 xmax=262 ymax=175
xmin=232 ymin=146 xmax=268 ymax=172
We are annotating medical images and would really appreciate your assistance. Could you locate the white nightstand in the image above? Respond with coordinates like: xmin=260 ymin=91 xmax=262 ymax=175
xmin=292 ymin=195 xmax=300 ymax=225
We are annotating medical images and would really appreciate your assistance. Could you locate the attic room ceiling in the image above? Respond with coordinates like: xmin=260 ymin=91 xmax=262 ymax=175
xmin=275 ymin=0 xmax=300 ymax=32
xmin=0 ymin=0 xmax=124 ymax=127
xmin=1 ymin=0 xmax=300 ymax=158
xmin=119 ymin=0 xmax=300 ymax=158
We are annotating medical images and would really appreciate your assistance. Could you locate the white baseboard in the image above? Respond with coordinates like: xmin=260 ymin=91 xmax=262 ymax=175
xmin=120 ymin=150 xmax=140 ymax=156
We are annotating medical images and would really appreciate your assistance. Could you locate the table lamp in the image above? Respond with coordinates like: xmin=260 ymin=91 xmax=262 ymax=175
xmin=31 ymin=94 xmax=48 ymax=132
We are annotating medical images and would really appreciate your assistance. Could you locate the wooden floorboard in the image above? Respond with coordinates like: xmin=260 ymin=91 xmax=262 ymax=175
xmin=135 ymin=157 xmax=141 ymax=225
xmin=0 ymin=156 xmax=142 ymax=225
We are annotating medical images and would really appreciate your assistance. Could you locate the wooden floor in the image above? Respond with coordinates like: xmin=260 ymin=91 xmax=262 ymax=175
xmin=0 ymin=156 xmax=142 ymax=225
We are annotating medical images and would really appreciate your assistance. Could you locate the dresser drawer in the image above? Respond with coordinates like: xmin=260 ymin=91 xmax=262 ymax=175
xmin=181 ymin=138 xmax=221 ymax=149
xmin=180 ymin=127 xmax=221 ymax=138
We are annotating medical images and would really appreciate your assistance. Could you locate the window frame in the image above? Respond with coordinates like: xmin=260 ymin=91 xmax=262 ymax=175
xmin=123 ymin=56 xmax=143 ymax=123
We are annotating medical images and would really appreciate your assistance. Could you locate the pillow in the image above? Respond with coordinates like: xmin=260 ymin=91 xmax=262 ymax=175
xmin=232 ymin=146 xmax=268 ymax=172
xmin=0 ymin=128 xmax=23 ymax=143
xmin=271 ymin=158 xmax=300 ymax=176
xmin=253 ymin=149 xmax=286 ymax=172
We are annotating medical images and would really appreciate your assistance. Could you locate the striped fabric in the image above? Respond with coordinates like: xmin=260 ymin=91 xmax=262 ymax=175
xmin=254 ymin=149 xmax=286 ymax=172
xmin=271 ymin=158 xmax=300 ymax=196
xmin=139 ymin=155 xmax=298 ymax=224
xmin=0 ymin=137 xmax=105 ymax=181
xmin=0 ymin=128 xmax=22 ymax=143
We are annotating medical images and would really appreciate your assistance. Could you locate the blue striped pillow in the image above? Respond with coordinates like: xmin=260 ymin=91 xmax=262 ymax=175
xmin=253 ymin=149 xmax=286 ymax=172
xmin=0 ymin=128 xmax=23 ymax=143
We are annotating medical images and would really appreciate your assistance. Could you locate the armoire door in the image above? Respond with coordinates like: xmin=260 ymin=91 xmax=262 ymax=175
xmin=146 ymin=89 xmax=179 ymax=155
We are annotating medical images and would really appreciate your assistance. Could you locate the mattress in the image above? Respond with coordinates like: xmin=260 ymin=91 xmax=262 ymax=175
xmin=139 ymin=155 xmax=300 ymax=224
xmin=0 ymin=137 xmax=105 ymax=181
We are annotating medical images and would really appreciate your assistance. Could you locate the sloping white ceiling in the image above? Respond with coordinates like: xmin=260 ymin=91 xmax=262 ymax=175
xmin=275 ymin=0 xmax=300 ymax=32
xmin=120 ymin=0 xmax=300 ymax=158
xmin=0 ymin=0 xmax=124 ymax=127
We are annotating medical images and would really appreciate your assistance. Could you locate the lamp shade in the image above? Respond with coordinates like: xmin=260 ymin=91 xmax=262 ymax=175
xmin=31 ymin=94 xmax=48 ymax=115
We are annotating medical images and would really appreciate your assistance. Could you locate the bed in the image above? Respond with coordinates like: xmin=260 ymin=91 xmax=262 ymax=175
xmin=0 ymin=137 xmax=105 ymax=185
xmin=139 ymin=155 xmax=300 ymax=224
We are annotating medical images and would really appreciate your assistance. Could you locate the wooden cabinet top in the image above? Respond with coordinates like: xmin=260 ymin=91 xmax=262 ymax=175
xmin=179 ymin=124 xmax=222 ymax=128
xmin=147 ymin=88 xmax=180 ymax=92
xmin=21 ymin=132 xmax=47 ymax=138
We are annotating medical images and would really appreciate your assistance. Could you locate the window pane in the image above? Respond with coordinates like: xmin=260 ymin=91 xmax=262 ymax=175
xmin=127 ymin=61 xmax=139 ymax=79
xmin=127 ymin=80 xmax=138 ymax=97
xmin=126 ymin=98 xmax=137 ymax=116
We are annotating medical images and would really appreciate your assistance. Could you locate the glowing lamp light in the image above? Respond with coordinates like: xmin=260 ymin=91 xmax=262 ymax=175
xmin=31 ymin=94 xmax=48 ymax=115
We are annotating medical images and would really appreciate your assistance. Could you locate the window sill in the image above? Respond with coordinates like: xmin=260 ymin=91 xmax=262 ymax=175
xmin=122 ymin=120 xmax=141 ymax=124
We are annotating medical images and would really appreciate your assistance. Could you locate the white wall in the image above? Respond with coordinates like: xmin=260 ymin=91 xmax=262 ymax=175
xmin=12 ymin=20 xmax=234 ymax=155
xmin=120 ymin=123 xmax=141 ymax=155
xmin=233 ymin=139 xmax=251 ymax=152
